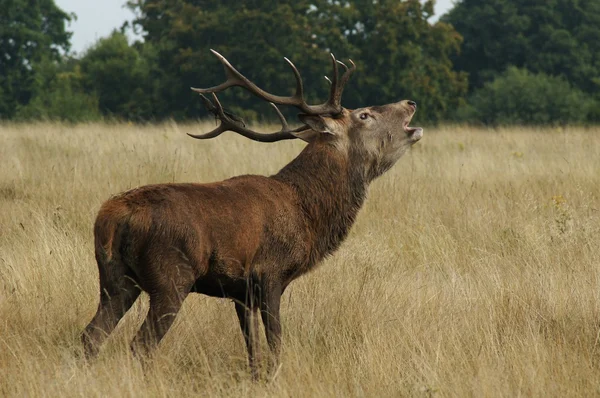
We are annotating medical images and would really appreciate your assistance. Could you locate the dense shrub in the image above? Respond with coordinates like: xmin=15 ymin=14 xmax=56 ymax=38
xmin=460 ymin=67 xmax=597 ymax=125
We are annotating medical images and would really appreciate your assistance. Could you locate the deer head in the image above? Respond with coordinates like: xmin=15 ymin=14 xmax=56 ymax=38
xmin=190 ymin=50 xmax=422 ymax=182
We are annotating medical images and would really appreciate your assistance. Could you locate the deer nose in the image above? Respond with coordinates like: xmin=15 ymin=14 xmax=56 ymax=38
xmin=407 ymin=100 xmax=417 ymax=108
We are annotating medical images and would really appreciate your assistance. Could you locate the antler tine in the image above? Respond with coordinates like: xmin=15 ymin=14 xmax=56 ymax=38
xmin=190 ymin=49 xmax=259 ymax=95
xmin=269 ymin=103 xmax=289 ymax=130
xmin=331 ymin=58 xmax=356 ymax=109
xmin=189 ymin=93 xmax=302 ymax=143
xmin=188 ymin=93 xmax=230 ymax=139
xmin=190 ymin=50 xmax=243 ymax=94
xmin=341 ymin=59 xmax=356 ymax=82
xmin=336 ymin=60 xmax=349 ymax=71
xmin=199 ymin=93 xmax=218 ymax=115
xmin=283 ymin=57 xmax=304 ymax=101
xmin=327 ymin=53 xmax=340 ymax=112
xmin=267 ymin=103 xmax=311 ymax=138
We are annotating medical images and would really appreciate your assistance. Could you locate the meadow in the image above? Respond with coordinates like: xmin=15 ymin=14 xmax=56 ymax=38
xmin=1 ymin=122 xmax=599 ymax=397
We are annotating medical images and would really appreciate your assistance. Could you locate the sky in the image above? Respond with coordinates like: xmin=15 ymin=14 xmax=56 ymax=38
xmin=55 ymin=0 xmax=456 ymax=54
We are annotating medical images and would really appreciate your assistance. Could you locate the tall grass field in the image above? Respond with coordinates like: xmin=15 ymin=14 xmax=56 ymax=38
xmin=1 ymin=123 xmax=599 ymax=397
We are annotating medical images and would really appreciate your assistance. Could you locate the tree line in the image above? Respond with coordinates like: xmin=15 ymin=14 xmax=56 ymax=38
xmin=1 ymin=0 xmax=599 ymax=125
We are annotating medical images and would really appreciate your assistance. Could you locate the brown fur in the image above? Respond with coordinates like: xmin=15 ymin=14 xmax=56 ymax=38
xmin=82 ymin=100 xmax=422 ymax=378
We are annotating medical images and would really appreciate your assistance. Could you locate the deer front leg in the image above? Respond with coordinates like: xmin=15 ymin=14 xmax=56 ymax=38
xmin=260 ymin=283 xmax=282 ymax=375
xmin=235 ymin=301 xmax=260 ymax=380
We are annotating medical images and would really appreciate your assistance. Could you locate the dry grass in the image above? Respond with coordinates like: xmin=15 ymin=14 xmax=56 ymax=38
xmin=1 ymin=122 xmax=599 ymax=397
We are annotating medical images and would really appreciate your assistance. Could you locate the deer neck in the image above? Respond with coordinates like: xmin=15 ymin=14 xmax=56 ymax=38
xmin=273 ymin=142 xmax=368 ymax=263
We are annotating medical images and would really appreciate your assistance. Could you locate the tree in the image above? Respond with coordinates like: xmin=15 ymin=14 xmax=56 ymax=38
xmin=309 ymin=0 xmax=468 ymax=122
xmin=0 ymin=0 xmax=73 ymax=119
xmin=79 ymin=31 xmax=159 ymax=120
xmin=126 ymin=0 xmax=326 ymax=120
xmin=443 ymin=0 xmax=600 ymax=96
xmin=126 ymin=0 xmax=467 ymax=122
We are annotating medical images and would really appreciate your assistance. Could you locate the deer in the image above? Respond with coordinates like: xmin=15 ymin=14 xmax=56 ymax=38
xmin=81 ymin=49 xmax=423 ymax=379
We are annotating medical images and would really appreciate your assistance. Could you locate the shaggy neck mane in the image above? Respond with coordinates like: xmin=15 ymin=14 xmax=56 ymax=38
xmin=273 ymin=141 xmax=368 ymax=265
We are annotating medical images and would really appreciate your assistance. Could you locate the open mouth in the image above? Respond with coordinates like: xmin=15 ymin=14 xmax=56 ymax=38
xmin=403 ymin=118 xmax=423 ymax=142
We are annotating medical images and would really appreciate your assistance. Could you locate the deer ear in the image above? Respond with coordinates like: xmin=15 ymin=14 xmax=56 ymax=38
xmin=291 ymin=128 xmax=320 ymax=143
xmin=298 ymin=114 xmax=333 ymax=133
xmin=294 ymin=115 xmax=337 ymax=142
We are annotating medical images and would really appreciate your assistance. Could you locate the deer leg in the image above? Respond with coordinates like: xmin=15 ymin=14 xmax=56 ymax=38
xmin=235 ymin=302 xmax=261 ymax=380
xmin=130 ymin=287 xmax=190 ymax=357
xmin=259 ymin=283 xmax=282 ymax=374
xmin=82 ymin=274 xmax=140 ymax=359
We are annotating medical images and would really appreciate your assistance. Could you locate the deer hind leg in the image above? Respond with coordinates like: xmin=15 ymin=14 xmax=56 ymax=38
xmin=130 ymin=255 xmax=196 ymax=357
xmin=130 ymin=288 xmax=192 ymax=357
xmin=82 ymin=269 xmax=141 ymax=359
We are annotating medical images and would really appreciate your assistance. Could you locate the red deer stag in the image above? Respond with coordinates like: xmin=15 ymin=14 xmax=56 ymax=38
xmin=82 ymin=50 xmax=423 ymax=378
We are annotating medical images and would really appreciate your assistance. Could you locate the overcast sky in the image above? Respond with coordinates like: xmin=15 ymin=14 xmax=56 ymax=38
xmin=55 ymin=0 xmax=456 ymax=54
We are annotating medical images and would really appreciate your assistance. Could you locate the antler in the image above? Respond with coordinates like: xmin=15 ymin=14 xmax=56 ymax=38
xmin=188 ymin=93 xmax=308 ymax=142
xmin=191 ymin=49 xmax=356 ymax=116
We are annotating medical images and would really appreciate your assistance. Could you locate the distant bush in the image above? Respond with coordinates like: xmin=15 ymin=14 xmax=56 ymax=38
xmin=15 ymin=59 xmax=101 ymax=123
xmin=459 ymin=67 xmax=597 ymax=125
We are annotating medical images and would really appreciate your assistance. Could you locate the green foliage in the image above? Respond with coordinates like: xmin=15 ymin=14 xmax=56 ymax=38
xmin=310 ymin=0 xmax=468 ymax=122
xmin=15 ymin=57 xmax=100 ymax=122
xmin=461 ymin=67 xmax=596 ymax=125
xmin=126 ymin=0 xmax=326 ymax=120
xmin=78 ymin=31 xmax=159 ymax=120
xmin=444 ymin=0 xmax=600 ymax=97
xmin=4 ymin=0 xmax=600 ymax=125
xmin=126 ymin=0 xmax=466 ymax=122
xmin=0 ymin=0 xmax=73 ymax=119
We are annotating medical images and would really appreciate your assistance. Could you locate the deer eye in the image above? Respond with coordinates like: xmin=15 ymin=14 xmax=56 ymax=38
xmin=359 ymin=112 xmax=369 ymax=120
